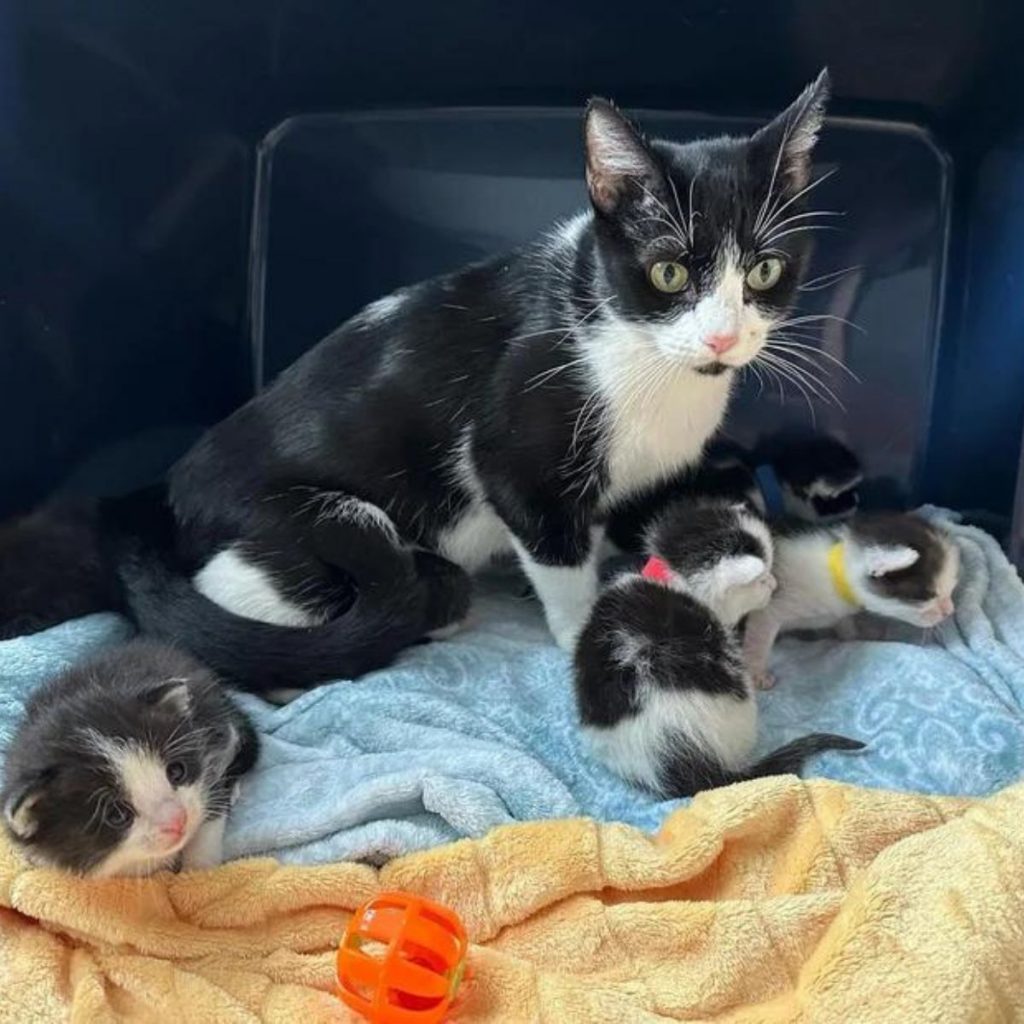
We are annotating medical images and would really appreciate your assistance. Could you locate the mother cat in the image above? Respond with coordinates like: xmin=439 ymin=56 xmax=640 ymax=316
xmin=5 ymin=73 xmax=831 ymax=687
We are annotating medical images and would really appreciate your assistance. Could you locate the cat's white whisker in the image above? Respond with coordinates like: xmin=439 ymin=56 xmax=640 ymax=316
xmin=767 ymin=338 xmax=861 ymax=381
xmin=757 ymin=167 xmax=838 ymax=239
xmin=775 ymin=312 xmax=867 ymax=334
xmin=798 ymin=265 xmax=863 ymax=292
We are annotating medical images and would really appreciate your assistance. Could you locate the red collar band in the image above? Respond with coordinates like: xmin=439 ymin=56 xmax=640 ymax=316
xmin=641 ymin=556 xmax=673 ymax=585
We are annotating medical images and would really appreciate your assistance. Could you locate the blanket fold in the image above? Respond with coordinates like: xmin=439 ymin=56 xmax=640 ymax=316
xmin=3 ymin=776 xmax=1022 ymax=1023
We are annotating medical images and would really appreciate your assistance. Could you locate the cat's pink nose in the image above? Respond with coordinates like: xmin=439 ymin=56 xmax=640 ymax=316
xmin=706 ymin=332 xmax=738 ymax=355
xmin=158 ymin=805 xmax=187 ymax=838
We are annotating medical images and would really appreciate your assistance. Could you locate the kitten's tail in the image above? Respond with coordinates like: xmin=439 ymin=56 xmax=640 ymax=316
xmin=117 ymin=545 xmax=471 ymax=693
xmin=743 ymin=733 xmax=866 ymax=779
xmin=662 ymin=733 xmax=865 ymax=797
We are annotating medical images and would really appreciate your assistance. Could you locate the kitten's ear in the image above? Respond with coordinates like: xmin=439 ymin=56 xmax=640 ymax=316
xmin=716 ymin=555 xmax=767 ymax=591
xmin=750 ymin=68 xmax=830 ymax=191
xmin=863 ymin=545 xmax=920 ymax=577
xmin=584 ymin=97 xmax=665 ymax=215
xmin=143 ymin=678 xmax=191 ymax=715
xmin=3 ymin=782 xmax=45 ymax=840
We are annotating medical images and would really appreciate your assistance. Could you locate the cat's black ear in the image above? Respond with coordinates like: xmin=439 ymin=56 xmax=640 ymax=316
xmin=750 ymin=69 xmax=830 ymax=191
xmin=584 ymin=98 xmax=665 ymax=215
xmin=142 ymin=678 xmax=192 ymax=715
xmin=3 ymin=780 xmax=46 ymax=839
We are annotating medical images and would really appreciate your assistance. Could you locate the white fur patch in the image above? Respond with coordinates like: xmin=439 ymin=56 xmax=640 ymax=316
xmin=438 ymin=428 xmax=513 ymax=571
xmin=316 ymin=495 xmax=400 ymax=545
xmin=86 ymin=737 xmax=206 ymax=878
xmin=510 ymin=533 xmax=602 ymax=650
xmin=580 ymin=315 xmax=735 ymax=505
xmin=194 ymin=547 xmax=318 ymax=627
xmin=584 ymin=686 xmax=757 ymax=791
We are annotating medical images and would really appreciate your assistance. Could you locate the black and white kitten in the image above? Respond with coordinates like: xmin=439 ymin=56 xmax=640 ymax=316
xmin=753 ymin=431 xmax=862 ymax=521
xmin=743 ymin=513 xmax=960 ymax=689
xmin=576 ymin=502 xmax=863 ymax=797
xmin=606 ymin=432 xmax=861 ymax=553
xmin=1 ymin=640 xmax=258 ymax=876
xmin=0 ymin=73 xmax=832 ymax=684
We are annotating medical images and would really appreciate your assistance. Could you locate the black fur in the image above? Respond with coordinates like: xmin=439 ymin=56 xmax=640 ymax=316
xmin=0 ymin=499 xmax=122 ymax=639
xmin=647 ymin=500 xmax=767 ymax=575
xmin=1 ymin=640 xmax=258 ymax=874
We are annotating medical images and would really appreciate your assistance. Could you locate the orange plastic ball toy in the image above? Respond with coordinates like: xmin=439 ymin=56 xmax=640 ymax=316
xmin=336 ymin=891 xmax=470 ymax=1024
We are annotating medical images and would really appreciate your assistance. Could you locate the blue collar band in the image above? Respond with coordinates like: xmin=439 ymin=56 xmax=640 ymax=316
xmin=753 ymin=462 xmax=787 ymax=520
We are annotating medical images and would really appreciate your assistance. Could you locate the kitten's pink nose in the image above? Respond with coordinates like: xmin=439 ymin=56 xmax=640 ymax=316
xmin=158 ymin=805 xmax=187 ymax=838
xmin=706 ymin=332 xmax=739 ymax=355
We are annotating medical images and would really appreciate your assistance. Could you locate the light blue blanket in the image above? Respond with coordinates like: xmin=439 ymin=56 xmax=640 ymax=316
xmin=1 ymin=511 xmax=1022 ymax=865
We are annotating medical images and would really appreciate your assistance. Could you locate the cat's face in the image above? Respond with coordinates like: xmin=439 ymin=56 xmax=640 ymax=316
xmin=844 ymin=515 xmax=960 ymax=628
xmin=3 ymin=674 xmax=235 ymax=877
xmin=650 ymin=501 xmax=776 ymax=626
xmin=584 ymin=71 xmax=829 ymax=374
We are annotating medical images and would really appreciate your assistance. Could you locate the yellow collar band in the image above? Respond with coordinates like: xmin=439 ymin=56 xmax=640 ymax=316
xmin=827 ymin=542 xmax=859 ymax=607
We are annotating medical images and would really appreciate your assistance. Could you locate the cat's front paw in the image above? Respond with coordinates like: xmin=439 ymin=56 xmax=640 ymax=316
xmin=752 ymin=669 xmax=776 ymax=691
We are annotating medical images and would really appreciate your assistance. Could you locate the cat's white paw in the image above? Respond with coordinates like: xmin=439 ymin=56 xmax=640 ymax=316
xmin=752 ymin=669 xmax=776 ymax=691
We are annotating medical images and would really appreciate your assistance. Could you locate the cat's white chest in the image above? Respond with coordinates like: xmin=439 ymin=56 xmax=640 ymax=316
xmin=602 ymin=368 xmax=732 ymax=504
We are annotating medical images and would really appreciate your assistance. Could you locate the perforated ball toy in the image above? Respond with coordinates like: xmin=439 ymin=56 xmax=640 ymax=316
xmin=336 ymin=891 xmax=470 ymax=1024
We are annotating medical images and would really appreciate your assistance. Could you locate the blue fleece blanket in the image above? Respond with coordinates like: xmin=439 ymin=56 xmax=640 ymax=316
xmin=1 ymin=510 xmax=1022 ymax=865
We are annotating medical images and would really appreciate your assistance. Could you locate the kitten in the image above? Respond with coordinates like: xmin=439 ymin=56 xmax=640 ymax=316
xmin=576 ymin=502 xmax=863 ymax=797
xmin=0 ymin=72 xmax=833 ymax=681
xmin=1 ymin=640 xmax=258 ymax=876
xmin=753 ymin=431 xmax=862 ymax=521
xmin=606 ymin=431 xmax=861 ymax=552
xmin=743 ymin=512 xmax=960 ymax=689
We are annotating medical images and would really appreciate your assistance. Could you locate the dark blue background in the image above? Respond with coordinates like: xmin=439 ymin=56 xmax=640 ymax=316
xmin=1 ymin=1 xmax=1022 ymax=553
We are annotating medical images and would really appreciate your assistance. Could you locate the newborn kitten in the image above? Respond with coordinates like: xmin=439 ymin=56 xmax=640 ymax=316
xmin=744 ymin=512 xmax=960 ymax=689
xmin=754 ymin=431 xmax=862 ymax=521
xmin=606 ymin=432 xmax=861 ymax=553
xmin=576 ymin=502 xmax=863 ymax=797
xmin=2 ymin=640 xmax=258 ymax=877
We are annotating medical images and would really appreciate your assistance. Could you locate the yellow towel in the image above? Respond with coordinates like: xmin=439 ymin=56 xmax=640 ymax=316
xmin=2 ymin=776 xmax=1022 ymax=1022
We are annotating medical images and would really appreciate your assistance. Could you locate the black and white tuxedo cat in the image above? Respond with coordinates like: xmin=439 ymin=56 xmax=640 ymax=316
xmin=0 ymin=73 xmax=833 ymax=687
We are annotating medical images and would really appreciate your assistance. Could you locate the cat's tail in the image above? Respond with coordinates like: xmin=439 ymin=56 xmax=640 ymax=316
xmin=661 ymin=733 xmax=865 ymax=797
xmin=742 ymin=733 xmax=866 ymax=779
xmin=117 ymin=543 xmax=471 ymax=694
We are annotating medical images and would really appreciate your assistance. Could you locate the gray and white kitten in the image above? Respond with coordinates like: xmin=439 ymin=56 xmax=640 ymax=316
xmin=575 ymin=502 xmax=863 ymax=797
xmin=744 ymin=513 xmax=960 ymax=689
xmin=1 ymin=640 xmax=258 ymax=877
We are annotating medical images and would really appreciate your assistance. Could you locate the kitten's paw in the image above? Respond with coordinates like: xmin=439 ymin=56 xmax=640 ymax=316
xmin=752 ymin=670 xmax=776 ymax=691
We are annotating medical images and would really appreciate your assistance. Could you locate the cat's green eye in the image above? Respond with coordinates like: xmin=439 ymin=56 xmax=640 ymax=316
xmin=649 ymin=261 xmax=689 ymax=294
xmin=746 ymin=257 xmax=785 ymax=291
